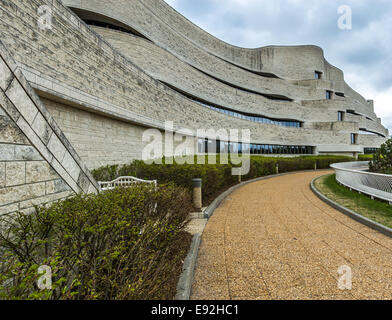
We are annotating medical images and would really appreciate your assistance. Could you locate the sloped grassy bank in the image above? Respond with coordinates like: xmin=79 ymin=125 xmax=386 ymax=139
xmin=314 ymin=174 xmax=392 ymax=229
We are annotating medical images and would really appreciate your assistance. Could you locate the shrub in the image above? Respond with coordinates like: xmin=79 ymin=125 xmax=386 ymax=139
xmin=0 ymin=183 xmax=192 ymax=300
xmin=369 ymin=139 xmax=392 ymax=174
xmin=92 ymin=155 xmax=354 ymax=206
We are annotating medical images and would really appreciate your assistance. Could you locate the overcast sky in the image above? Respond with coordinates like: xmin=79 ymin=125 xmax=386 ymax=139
xmin=164 ymin=0 xmax=392 ymax=133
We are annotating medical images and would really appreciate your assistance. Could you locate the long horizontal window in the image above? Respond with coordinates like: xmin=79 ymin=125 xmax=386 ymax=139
xmin=359 ymin=129 xmax=385 ymax=138
xmin=163 ymin=82 xmax=302 ymax=128
xmin=364 ymin=148 xmax=379 ymax=155
xmin=83 ymin=19 xmax=150 ymax=41
xmin=193 ymin=99 xmax=302 ymax=128
xmin=198 ymin=139 xmax=313 ymax=155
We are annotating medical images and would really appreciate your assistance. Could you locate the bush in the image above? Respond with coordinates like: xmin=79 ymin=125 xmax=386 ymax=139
xmin=92 ymin=155 xmax=354 ymax=206
xmin=0 ymin=183 xmax=192 ymax=300
xmin=369 ymin=139 xmax=392 ymax=174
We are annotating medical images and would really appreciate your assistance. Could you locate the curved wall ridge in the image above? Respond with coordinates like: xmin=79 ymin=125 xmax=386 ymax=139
xmin=91 ymin=25 xmax=387 ymax=138
xmin=63 ymin=0 xmax=379 ymax=121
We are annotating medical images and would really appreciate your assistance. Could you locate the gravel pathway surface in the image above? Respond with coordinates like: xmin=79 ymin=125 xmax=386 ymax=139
xmin=191 ymin=171 xmax=392 ymax=300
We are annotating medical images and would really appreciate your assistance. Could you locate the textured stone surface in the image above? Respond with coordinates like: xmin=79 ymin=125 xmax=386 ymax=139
xmin=0 ymin=40 xmax=99 ymax=196
xmin=0 ymin=182 xmax=46 ymax=206
xmin=0 ymin=143 xmax=14 ymax=161
xmin=14 ymin=145 xmax=43 ymax=161
xmin=192 ymin=171 xmax=392 ymax=300
xmin=5 ymin=161 xmax=25 ymax=187
xmin=6 ymin=78 xmax=38 ymax=125
xmin=45 ymin=179 xmax=71 ymax=195
xmin=0 ymin=162 xmax=5 ymax=188
xmin=0 ymin=0 xmax=386 ymax=161
xmin=26 ymin=161 xmax=58 ymax=184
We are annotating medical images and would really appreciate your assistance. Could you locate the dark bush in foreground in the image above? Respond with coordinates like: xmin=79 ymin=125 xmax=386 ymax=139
xmin=92 ymin=155 xmax=354 ymax=205
xmin=370 ymin=139 xmax=392 ymax=174
xmin=0 ymin=183 xmax=192 ymax=300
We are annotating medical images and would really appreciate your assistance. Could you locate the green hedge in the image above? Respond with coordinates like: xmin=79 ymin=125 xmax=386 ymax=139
xmin=358 ymin=154 xmax=374 ymax=161
xmin=92 ymin=155 xmax=355 ymax=204
xmin=0 ymin=183 xmax=192 ymax=300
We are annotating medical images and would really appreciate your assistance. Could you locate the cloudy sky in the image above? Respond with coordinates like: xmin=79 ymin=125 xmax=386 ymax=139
xmin=164 ymin=0 xmax=392 ymax=132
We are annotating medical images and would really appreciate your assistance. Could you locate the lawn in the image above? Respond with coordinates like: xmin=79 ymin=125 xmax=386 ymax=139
xmin=314 ymin=174 xmax=392 ymax=229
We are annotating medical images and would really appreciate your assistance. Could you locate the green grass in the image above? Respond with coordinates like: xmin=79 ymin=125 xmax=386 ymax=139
xmin=314 ymin=174 xmax=392 ymax=229
xmin=358 ymin=154 xmax=374 ymax=161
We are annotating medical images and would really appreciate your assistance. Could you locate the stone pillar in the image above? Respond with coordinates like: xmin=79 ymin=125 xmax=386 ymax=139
xmin=192 ymin=178 xmax=202 ymax=211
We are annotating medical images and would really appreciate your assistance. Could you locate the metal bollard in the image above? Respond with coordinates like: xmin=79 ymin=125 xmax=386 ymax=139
xmin=314 ymin=161 xmax=317 ymax=170
xmin=192 ymin=178 xmax=202 ymax=212
xmin=275 ymin=163 xmax=279 ymax=175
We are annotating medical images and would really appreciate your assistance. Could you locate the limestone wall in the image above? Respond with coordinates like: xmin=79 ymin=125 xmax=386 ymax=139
xmin=94 ymin=27 xmax=387 ymax=137
xmin=0 ymin=31 xmax=99 ymax=214
xmin=63 ymin=0 xmax=371 ymax=106
xmin=0 ymin=105 xmax=73 ymax=216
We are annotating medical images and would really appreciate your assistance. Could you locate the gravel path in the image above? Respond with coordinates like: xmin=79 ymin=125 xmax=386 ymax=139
xmin=191 ymin=171 xmax=392 ymax=300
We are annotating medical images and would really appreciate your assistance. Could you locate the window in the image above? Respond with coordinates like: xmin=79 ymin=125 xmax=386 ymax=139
xmin=351 ymin=133 xmax=357 ymax=145
xmin=364 ymin=148 xmax=379 ymax=154
xmin=198 ymin=138 xmax=205 ymax=153
xmin=326 ymin=91 xmax=333 ymax=100
xmin=315 ymin=71 xmax=322 ymax=79
xmin=338 ymin=111 xmax=344 ymax=121
xmin=201 ymin=140 xmax=314 ymax=155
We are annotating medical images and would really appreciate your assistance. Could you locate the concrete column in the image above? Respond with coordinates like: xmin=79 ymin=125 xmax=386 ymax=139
xmin=192 ymin=178 xmax=202 ymax=211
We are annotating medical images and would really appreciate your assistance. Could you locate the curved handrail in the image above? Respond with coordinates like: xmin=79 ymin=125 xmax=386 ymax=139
xmin=330 ymin=161 xmax=392 ymax=203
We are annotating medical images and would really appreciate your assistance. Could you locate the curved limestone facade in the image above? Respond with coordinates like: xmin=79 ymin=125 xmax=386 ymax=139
xmin=0 ymin=0 xmax=388 ymax=214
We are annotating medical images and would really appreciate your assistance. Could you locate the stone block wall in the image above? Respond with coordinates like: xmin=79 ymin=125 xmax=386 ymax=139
xmin=0 ymin=35 xmax=100 ymax=214
xmin=0 ymin=106 xmax=72 ymax=216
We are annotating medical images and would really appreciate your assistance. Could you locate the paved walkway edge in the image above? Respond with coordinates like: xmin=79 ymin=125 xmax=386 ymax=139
xmin=175 ymin=233 xmax=201 ymax=300
xmin=310 ymin=176 xmax=392 ymax=239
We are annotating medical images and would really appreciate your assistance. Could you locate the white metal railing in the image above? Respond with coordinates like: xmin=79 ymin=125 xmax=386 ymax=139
xmin=330 ymin=161 xmax=392 ymax=203
xmin=98 ymin=176 xmax=157 ymax=191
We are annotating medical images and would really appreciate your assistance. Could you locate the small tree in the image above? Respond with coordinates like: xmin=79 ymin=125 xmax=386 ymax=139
xmin=369 ymin=139 xmax=392 ymax=174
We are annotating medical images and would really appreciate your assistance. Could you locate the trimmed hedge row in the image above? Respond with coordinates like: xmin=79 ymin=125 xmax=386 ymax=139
xmin=0 ymin=183 xmax=193 ymax=300
xmin=92 ymin=155 xmax=355 ymax=205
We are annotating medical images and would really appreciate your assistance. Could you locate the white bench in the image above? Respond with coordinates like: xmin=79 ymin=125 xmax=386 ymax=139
xmin=98 ymin=176 xmax=157 ymax=191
